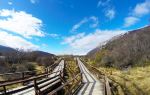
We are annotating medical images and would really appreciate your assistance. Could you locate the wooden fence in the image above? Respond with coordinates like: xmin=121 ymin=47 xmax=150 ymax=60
xmin=80 ymin=58 xmax=125 ymax=95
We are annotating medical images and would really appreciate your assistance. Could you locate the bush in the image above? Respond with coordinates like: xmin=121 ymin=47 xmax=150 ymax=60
xmin=9 ymin=65 xmax=17 ymax=73
xmin=36 ymin=57 xmax=54 ymax=67
xmin=25 ymin=63 xmax=36 ymax=71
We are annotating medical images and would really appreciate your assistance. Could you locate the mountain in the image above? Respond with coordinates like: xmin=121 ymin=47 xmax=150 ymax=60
xmin=0 ymin=45 xmax=55 ymax=58
xmin=87 ymin=46 xmax=101 ymax=58
xmin=87 ymin=26 xmax=150 ymax=69
xmin=29 ymin=51 xmax=55 ymax=58
xmin=0 ymin=45 xmax=16 ymax=55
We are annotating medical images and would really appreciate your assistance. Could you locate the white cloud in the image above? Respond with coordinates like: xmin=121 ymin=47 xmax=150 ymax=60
xmin=0 ymin=30 xmax=38 ymax=50
xmin=97 ymin=0 xmax=110 ymax=7
xmin=70 ymin=16 xmax=99 ymax=32
xmin=97 ymin=0 xmax=116 ymax=20
xmin=133 ymin=0 xmax=150 ymax=16
xmin=71 ymin=18 xmax=88 ymax=32
xmin=42 ymin=43 xmax=48 ymax=47
xmin=105 ymin=9 xmax=115 ymax=20
xmin=90 ymin=16 xmax=99 ymax=28
xmin=62 ymin=29 xmax=127 ymax=55
xmin=0 ymin=9 xmax=44 ymax=38
xmin=62 ymin=33 xmax=85 ymax=44
xmin=30 ymin=0 xmax=37 ymax=4
xmin=8 ymin=2 xmax=12 ymax=5
xmin=123 ymin=0 xmax=150 ymax=27
xmin=124 ymin=16 xmax=139 ymax=27
xmin=48 ymin=33 xmax=59 ymax=38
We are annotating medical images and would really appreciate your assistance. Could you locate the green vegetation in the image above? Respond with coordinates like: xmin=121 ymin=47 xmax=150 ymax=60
xmin=87 ymin=26 xmax=150 ymax=69
xmin=64 ymin=56 xmax=81 ymax=94
xmin=86 ymin=60 xmax=150 ymax=95
xmin=85 ymin=26 xmax=150 ymax=95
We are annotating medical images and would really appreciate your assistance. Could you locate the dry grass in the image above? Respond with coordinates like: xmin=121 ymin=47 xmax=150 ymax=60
xmin=30 ymin=62 xmax=45 ymax=73
xmin=87 ymin=60 xmax=150 ymax=94
xmin=0 ymin=62 xmax=45 ymax=91
xmin=96 ymin=65 xmax=150 ymax=95
xmin=0 ymin=76 xmax=4 ymax=81
xmin=64 ymin=58 xmax=81 ymax=93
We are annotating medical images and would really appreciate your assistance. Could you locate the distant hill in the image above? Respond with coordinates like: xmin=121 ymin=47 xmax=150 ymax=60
xmin=87 ymin=26 xmax=150 ymax=68
xmin=0 ymin=45 xmax=16 ymax=55
xmin=29 ymin=51 xmax=55 ymax=58
xmin=87 ymin=46 xmax=101 ymax=58
xmin=0 ymin=45 xmax=55 ymax=57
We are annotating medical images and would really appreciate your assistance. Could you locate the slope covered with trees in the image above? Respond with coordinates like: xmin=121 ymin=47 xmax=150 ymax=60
xmin=0 ymin=45 xmax=56 ymax=74
xmin=87 ymin=26 xmax=150 ymax=69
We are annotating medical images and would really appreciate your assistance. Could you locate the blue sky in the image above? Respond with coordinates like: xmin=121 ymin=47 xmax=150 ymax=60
xmin=0 ymin=0 xmax=150 ymax=55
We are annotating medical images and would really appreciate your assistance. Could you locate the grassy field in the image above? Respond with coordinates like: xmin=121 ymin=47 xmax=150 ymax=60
xmin=88 ymin=61 xmax=150 ymax=95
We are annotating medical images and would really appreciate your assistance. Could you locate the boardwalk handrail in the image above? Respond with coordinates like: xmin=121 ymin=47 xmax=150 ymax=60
xmin=0 ymin=70 xmax=63 ymax=95
xmin=0 ymin=58 xmax=62 ymax=82
xmin=48 ymin=73 xmax=82 ymax=95
xmin=79 ymin=58 xmax=111 ymax=95
xmin=80 ymin=58 xmax=124 ymax=95
xmin=48 ymin=58 xmax=82 ymax=95
xmin=0 ymin=59 xmax=64 ymax=95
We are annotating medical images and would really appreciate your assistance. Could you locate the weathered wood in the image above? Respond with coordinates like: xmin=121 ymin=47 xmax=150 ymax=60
xmin=0 ymin=59 xmax=64 ymax=95
xmin=48 ymin=73 xmax=82 ymax=95
xmin=105 ymin=76 xmax=112 ymax=95
xmin=3 ymin=86 xmax=6 ymax=95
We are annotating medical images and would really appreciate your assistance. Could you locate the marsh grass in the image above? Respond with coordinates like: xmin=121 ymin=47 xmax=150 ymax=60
xmin=64 ymin=57 xmax=81 ymax=94
xmin=96 ymin=65 xmax=150 ymax=95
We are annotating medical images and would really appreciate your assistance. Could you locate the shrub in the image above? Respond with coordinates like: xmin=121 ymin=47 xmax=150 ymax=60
xmin=25 ymin=63 xmax=36 ymax=71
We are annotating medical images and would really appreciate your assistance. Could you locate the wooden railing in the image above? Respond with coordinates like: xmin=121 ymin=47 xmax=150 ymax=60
xmin=81 ymin=59 xmax=125 ymax=95
xmin=0 ymin=58 xmax=83 ymax=95
xmin=80 ymin=58 xmax=111 ymax=95
xmin=0 ymin=70 xmax=63 ymax=95
xmin=47 ymin=58 xmax=83 ymax=95
xmin=0 ymin=58 xmax=62 ymax=82
xmin=0 ymin=58 xmax=63 ymax=95
xmin=48 ymin=73 xmax=82 ymax=95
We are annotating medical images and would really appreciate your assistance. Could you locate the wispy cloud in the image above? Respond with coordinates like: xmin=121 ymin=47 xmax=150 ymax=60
xmin=8 ymin=2 xmax=12 ymax=5
xmin=133 ymin=0 xmax=150 ymax=17
xmin=0 ymin=30 xmax=38 ymax=50
xmin=90 ymin=16 xmax=99 ymax=28
xmin=71 ymin=18 xmax=88 ymax=32
xmin=70 ymin=16 xmax=99 ymax=32
xmin=124 ymin=0 xmax=150 ymax=27
xmin=105 ymin=9 xmax=115 ymax=20
xmin=62 ymin=29 xmax=126 ymax=55
xmin=0 ymin=9 xmax=44 ymax=38
xmin=48 ymin=33 xmax=59 ymax=38
xmin=124 ymin=16 xmax=139 ymax=27
xmin=97 ymin=0 xmax=116 ymax=20
xmin=97 ymin=0 xmax=110 ymax=7
xmin=62 ymin=33 xmax=85 ymax=44
xmin=30 ymin=0 xmax=37 ymax=4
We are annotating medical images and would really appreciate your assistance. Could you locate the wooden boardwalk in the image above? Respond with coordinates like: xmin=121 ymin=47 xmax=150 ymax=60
xmin=10 ymin=60 xmax=64 ymax=95
xmin=0 ymin=58 xmax=106 ymax=95
xmin=77 ymin=58 xmax=104 ymax=95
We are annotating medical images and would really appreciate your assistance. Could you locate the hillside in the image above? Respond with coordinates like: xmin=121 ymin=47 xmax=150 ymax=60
xmin=0 ymin=45 xmax=56 ymax=73
xmin=0 ymin=45 xmax=16 ymax=55
xmin=0 ymin=45 xmax=55 ymax=58
xmin=87 ymin=26 xmax=150 ymax=69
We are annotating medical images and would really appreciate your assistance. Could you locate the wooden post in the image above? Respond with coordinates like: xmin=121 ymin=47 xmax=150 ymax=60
xmin=3 ymin=86 xmax=7 ymax=95
xmin=22 ymin=72 xmax=25 ymax=85
xmin=105 ymin=76 xmax=112 ymax=95
xmin=45 ymin=68 xmax=48 ymax=77
xmin=34 ymin=78 xmax=39 ymax=95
